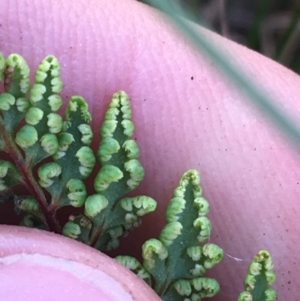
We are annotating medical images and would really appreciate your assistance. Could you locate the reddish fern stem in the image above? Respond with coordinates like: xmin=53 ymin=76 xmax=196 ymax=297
xmin=90 ymin=222 xmax=105 ymax=248
xmin=0 ymin=122 xmax=61 ymax=233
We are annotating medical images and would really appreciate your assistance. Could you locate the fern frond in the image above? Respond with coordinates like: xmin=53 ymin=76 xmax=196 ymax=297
xmin=0 ymin=53 xmax=278 ymax=301
xmin=0 ymin=53 xmax=156 ymax=244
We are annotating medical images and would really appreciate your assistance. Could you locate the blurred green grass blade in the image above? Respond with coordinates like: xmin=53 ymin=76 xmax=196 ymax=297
xmin=275 ymin=4 xmax=300 ymax=60
xmin=181 ymin=0 xmax=202 ymax=21
xmin=293 ymin=55 xmax=300 ymax=74
xmin=145 ymin=0 xmax=300 ymax=149
xmin=246 ymin=0 xmax=272 ymax=50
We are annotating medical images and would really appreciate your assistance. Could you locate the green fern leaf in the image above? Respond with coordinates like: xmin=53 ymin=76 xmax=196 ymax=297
xmin=117 ymin=170 xmax=223 ymax=301
xmin=69 ymin=91 xmax=157 ymax=250
xmin=238 ymin=250 xmax=277 ymax=301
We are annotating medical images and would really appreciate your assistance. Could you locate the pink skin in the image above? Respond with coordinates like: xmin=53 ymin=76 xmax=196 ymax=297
xmin=1 ymin=0 xmax=300 ymax=300
xmin=0 ymin=226 xmax=161 ymax=301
